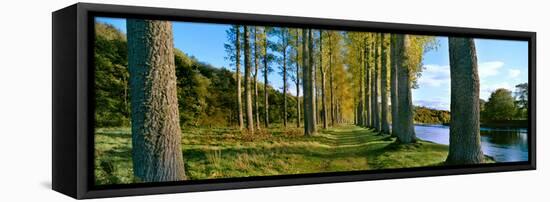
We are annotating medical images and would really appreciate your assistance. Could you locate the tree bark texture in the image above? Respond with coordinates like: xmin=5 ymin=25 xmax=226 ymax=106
xmin=446 ymin=37 xmax=484 ymax=164
xmin=309 ymin=29 xmax=317 ymax=131
xmin=127 ymin=19 xmax=186 ymax=182
xmin=253 ymin=27 xmax=261 ymax=130
xmin=396 ymin=34 xmax=416 ymax=143
xmin=365 ymin=37 xmax=371 ymax=128
xmin=263 ymin=29 xmax=270 ymax=128
xmin=373 ymin=34 xmax=381 ymax=132
xmin=294 ymin=30 xmax=301 ymax=128
xmin=234 ymin=26 xmax=244 ymax=130
xmin=302 ymin=29 xmax=316 ymax=135
xmin=329 ymin=33 xmax=335 ymax=127
xmin=320 ymin=31 xmax=328 ymax=129
xmin=380 ymin=33 xmax=391 ymax=134
xmin=244 ymin=26 xmax=254 ymax=132
xmin=390 ymin=34 xmax=399 ymax=137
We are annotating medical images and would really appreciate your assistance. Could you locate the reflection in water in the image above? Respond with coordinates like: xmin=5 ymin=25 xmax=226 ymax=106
xmin=414 ymin=125 xmax=528 ymax=162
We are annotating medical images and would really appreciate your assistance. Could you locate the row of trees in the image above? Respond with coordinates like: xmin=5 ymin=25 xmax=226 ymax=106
xmin=99 ymin=19 xmax=523 ymax=182
xmin=225 ymin=26 xmax=354 ymax=135
xmin=346 ymin=34 xmax=486 ymax=164
xmin=225 ymin=25 xmax=492 ymax=165
xmin=341 ymin=32 xmax=437 ymax=143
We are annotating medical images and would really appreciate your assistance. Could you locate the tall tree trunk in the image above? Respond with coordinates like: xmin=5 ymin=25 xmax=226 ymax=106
xmin=370 ymin=36 xmax=376 ymax=128
xmin=396 ymin=34 xmax=416 ymax=143
xmin=353 ymin=91 xmax=362 ymax=126
xmin=369 ymin=35 xmax=375 ymax=129
xmin=358 ymin=43 xmax=364 ymax=127
xmin=244 ymin=26 xmax=254 ymax=133
xmin=302 ymin=29 xmax=309 ymax=134
xmin=373 ymin=34 xmax=381 ymax=132
xmin=328 ymin=33 xmax=335 ymax=126
xmin=127 ymin=19 xmax=185 ymax=182
xmin=335 ymin=98 xmax=339 ymax=123
xmin=336 ymin=98 xmax=341 ymax=123
xmin=253 ymin=27 xmax=261 ymax=130
xmin=319 ymin=31 xmax=328 ymax=129
xmin=263 ymin=28 xmax=270 ymax=128
xmin=315 ymin=52 xmax=320 ymax=125
xmin=309 ymin=29 xmax=317 ymax=130
xmin=364 ymin=37 xmax=371 ymax=128
xmin=380 ymin=34 xmax=390 ymax=134
xmin=283 ymin=46 xmax=288 ymax=127
xmin=295 ymin=30 xmax=301 ymax=128
xmin=446 ymin=37 xmax=484 ymax=164
xmin=390 ymin=34 xmax=399 ymax=137
xmin=302 ymin=29 xmax=316 ymax=135
xmin=236 ymin=26 xmax=244 ymax=130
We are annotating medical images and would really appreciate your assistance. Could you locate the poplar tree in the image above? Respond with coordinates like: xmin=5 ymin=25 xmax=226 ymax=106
xmin=244 ymin=26 xmax=254 ymax=132
xmin=446 ymin=37 xmax=484 ymax=164
xmin=127 ymin=19 xmax=186 ymax=182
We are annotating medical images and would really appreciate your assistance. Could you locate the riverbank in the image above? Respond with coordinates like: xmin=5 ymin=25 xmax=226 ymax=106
xmin=414 ymin=124 xmax=528 ymax=162
xmin=94 ymin=125 xmax=487 ymax=185
xmin=439 ymin=120 xmax=528 ymax=129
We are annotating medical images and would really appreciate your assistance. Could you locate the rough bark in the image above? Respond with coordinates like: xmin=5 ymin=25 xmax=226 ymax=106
xmin=353 ymin=92 xmax=361 ymax=126
xmin=380 ymin=34 xmax=390 ymax=134
xmin=283 ymin=39 xmax=288 ymax=128
xmin=357 ymin=40 xmax=364 ymax=127
xmin=446 ymin=37 xmax=484 ymax=164
xmin=302 ymin=29 xmax=316 ymax=135
xmin=244 ymin=26 xmax=254 ymax=133
xmin=235 ymin=26 xmax=244 ymax=130
xmin=371 ymin=34 xmax=380 ymax=131
xmin=294 ymin=30 xmax=301 ymax=128
xmin=364 ymin=37 xmax=371 ymax=128
xmin=396 ymin=34 xmax=416 ymax=143
xmin=253 ymin=27 xmax=261 ymax=130
xmin=373 ymin=34 xmax=381 ymax=132
xmin=315 ymin=47 xmax=320 ymax=125
xmin=328 ymin=33 xmax=335 ymax=126
xmin=320 ymin=31 xmax=328 ymax=129
xmin=370 ymin=36 xmax=376 ymax=128
xmin=263 ymin=28 xmax=270 ymax=128
xmin=390 ymin=34 xmax=399 ymax=137
xmin=309 ymin=29 xmax=317 ymax=130
xmin=127 ymin=19 xmax=185 ymax=182
xmin=302 ymin=29 xmax=310 ymax=134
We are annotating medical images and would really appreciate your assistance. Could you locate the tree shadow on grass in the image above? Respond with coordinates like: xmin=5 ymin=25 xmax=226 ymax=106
xmin=180 ymin=130 xmax=392 ymax=179
xmin=366 ymin=140 xmax=448 ymax=169
xmin=98 ymin=126 xmax=446 ymax=181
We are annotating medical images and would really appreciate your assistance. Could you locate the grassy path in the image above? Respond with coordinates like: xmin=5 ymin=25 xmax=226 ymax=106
xmin=94 ymin=125 xmax=450 ymax=185
xmin=316 ymin=125 xmax=449 ymax=169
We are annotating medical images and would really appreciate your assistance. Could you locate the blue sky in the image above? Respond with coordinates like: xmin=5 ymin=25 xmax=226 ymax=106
xmin=96 ymin=17 xmax=528 ymax=111
xmin=416 ymin=37 xmax=528 ymax=110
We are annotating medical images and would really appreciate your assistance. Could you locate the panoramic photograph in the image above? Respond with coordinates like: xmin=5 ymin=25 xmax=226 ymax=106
xmin=93 ymin=17 xmax=529 ymax=185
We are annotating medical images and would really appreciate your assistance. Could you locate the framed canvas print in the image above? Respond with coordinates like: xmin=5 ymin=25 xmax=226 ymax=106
xmin=52 ymin=3 xmax=536 ymax=199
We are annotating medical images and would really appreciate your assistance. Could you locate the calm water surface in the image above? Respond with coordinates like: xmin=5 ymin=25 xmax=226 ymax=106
xmin=414 ymin=124 xmax=528 ymax=162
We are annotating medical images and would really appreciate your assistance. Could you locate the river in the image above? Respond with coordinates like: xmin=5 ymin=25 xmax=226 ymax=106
xmin=414 ymin=124 xmax=529 ymax=162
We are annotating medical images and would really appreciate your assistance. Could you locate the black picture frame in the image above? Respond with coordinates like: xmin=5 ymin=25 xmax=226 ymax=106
xmin=52 ymin=3 xmax=536 ymax=199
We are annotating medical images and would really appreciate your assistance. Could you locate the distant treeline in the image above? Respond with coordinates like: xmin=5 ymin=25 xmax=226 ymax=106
xmin=94 ymin=23 xmax=298 ymax=128
xmin=480 ymin=86 xmax=528 ymax=122
xmin=413 ymin=106 xmax=450 ymax=125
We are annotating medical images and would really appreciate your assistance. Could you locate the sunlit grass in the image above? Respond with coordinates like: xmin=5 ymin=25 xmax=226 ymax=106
xmin=94 ymin=124 xmax=471 ymax=185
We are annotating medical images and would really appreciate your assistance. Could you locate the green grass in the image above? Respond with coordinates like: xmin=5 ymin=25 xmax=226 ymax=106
xmin=94 ymin=124 xmax=486 ymax=185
